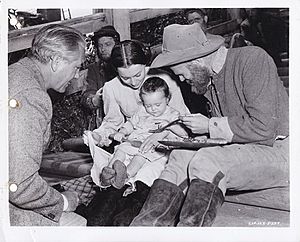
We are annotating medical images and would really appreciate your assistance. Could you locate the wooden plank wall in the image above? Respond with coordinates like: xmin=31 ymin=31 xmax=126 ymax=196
xmin=8 ymin=8 xmax=239 ymax=53
xmin=8 ymin=12 xmax=107 ymax=53
xmin=8 ymin=9 xmax=182 ymax=53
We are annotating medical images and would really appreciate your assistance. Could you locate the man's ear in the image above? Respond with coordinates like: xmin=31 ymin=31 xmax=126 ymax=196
xmin=50 ymin=55 xmax=62 ymax=72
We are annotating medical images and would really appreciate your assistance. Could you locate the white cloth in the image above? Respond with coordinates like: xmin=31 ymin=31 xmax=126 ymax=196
xmin=83 ymin=131 xmax=167 ymax=189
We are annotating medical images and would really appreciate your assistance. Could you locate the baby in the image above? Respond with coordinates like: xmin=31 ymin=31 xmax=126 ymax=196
xmin=100 ymin=76 xmax=187 ymax=189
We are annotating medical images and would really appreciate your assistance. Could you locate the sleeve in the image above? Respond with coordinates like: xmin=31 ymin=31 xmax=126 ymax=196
xmin=122 ymin=110 xmax=141 ymax=134
xmin=9 ymin=88 xmax=64 ymax=222
xmin=81 ymin=63 xmax=104 ymax=110
xmin=227 ymin=48 xmax=281 ymax=146
xmin=209 ymin=117 xmax=234 ymax=141
xmin=93 ymin=82 xmax=125 ymax=139
xmin=155 ymin=74 xmax=190 ymax=115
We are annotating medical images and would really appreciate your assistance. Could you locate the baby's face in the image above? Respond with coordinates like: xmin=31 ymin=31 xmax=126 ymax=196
xmin=142 ymin=91 xmax=168 ymax=117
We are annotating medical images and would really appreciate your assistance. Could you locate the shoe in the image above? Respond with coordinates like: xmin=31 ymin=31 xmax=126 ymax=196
xmin=111 ymin=160 xmax=128 ymax=189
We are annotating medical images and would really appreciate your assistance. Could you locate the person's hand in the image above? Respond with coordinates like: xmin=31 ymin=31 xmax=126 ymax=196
xmin=91 ymin=94 xmax=102 ymax=107
xmin=91 ymin=132 xmax=102 ymax=144
xmin=179 ymin=114 xmax=209 ymax=134
xmin=139 ymin=132 xmax=167 ymax=154
xmin=113 ymin=132 xmax=125 ymax=142
xmin=91 ymin=132 xmax=111 ymax=147
xmin=61 ymin=191 xmax=79 ymax=212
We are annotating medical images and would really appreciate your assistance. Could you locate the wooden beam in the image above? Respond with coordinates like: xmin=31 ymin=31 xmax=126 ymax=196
xmin=102 ymin=9 xmax=113 ymax=25
xmin=206 ymin=19 xmax=238 ymax=35
xmin=130 ymin=9 xmax=181 ymax=23
xmin=112 ymin=9 xmax=131 ymax=40
xmin=8 ymin=13 xmax=107 ymax=53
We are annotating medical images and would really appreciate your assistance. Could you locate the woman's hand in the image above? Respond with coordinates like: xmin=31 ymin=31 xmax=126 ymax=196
xmin=91 ymin=87 xmax=103 ymax=107
xmin=179 ymin=114 xmax=209 ymax=134
xmin=139 ymin=132 xmax=168 ymax=154
xmin=91 ymin=132 xmax=112 ymax=147
xmin=91 ymin=94 xmax=102 ymax=107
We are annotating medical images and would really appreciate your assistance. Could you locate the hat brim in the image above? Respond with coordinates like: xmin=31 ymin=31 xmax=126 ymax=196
xmin=151 ymin=34 xmax=224 ymax=68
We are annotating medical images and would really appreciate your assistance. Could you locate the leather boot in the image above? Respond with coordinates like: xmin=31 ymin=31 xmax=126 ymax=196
xmin=177 ymin=178 xmax=224 ymax=227
xmin=130 ymin=179 xmax=184 ymax=226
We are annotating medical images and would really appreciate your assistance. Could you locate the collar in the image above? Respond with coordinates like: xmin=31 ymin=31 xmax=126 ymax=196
xmin=211 ymin=46 xmax=228 ymax=74
xmin=20 ymin=57 xmax=47 ymax=91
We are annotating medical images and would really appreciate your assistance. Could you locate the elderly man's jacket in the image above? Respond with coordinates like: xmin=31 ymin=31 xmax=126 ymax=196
xmin=8 ymin=57 xmax=64 ymax=226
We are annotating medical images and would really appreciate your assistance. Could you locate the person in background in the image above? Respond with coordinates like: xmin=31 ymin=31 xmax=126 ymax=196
xmin=81 ymin=25 xmax=120 ymax=129
xmin=185 ymin=8 xmax=208 ymax=32
xmin=130 ymin=23 xmax=289 ymax=227
xmin=9 ymin=24 xmax=87 ymax=226
xmin=240 ymin=8 xmax=266 ymax=48
xmin=86 ymin=39 xmax=189 ymax=226
xmin=180 ymin=8 xmax=212 ymax=117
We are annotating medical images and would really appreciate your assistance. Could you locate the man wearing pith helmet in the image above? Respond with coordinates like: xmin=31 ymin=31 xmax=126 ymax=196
xmin=131 ymin=23 xmax=289 ymax=226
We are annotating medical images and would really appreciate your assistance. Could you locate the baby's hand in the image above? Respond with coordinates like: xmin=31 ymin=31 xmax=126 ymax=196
xmin=157 ymin=120 xmax=169 ymax=129
xmin=114 ymin=132 xmax=125 ymax=142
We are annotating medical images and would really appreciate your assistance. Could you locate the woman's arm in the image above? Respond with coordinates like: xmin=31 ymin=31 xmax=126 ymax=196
xmin=93 ymin=80 xmax=125 ymax=146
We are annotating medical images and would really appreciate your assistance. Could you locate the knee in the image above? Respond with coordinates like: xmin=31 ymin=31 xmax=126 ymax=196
xmin=188 ymin=149 xmax=213 ymax=168
xmin=187 ymin=148 xmax=222 ymax=176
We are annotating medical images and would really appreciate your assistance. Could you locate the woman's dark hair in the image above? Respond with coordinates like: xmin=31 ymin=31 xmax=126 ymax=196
xmin=139 ymin=76 xmax=171 ymax=101
xmin=110 ymin=40 xmax=152 ymax=69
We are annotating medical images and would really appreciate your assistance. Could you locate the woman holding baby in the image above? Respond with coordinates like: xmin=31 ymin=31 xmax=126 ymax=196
xmin=85 ymin=40 xmax=189 ymax=226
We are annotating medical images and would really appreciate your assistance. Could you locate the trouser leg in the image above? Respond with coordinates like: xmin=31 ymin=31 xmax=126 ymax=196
xmin=159 ymin=149 xmax=196 ymax=188
xmin=176 ymin=138 xmax=289 ymax=227
xmin=188 ymin=138 xmax=289 ymax=194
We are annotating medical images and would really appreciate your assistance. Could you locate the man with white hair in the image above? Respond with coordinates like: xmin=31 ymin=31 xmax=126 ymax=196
xmin=9 ymin=24 xmax=87 ymax=226
xmin=131 ymin=23 xmax=289 ymax=226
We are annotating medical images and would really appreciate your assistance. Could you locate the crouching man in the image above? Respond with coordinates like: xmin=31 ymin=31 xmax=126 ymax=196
xmin=130 ymin=23 xmax=289 ymax=226
xmin=9 ymin=24 xmax=87 ymax=226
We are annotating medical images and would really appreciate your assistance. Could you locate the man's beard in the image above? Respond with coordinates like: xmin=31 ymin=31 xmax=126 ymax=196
xmin=99 ymin=53 xmax=111 ymax=62
xmin=186 ymin=63 xmax=211 ymax=95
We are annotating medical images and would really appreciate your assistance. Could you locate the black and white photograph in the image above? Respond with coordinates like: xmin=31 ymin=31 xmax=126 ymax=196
xmin=1 ymin=1 xmax=300 ymax=241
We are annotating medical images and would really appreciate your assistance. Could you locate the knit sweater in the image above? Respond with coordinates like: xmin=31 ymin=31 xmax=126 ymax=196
xmin=206 ymin=46 xmax=289 ymax=146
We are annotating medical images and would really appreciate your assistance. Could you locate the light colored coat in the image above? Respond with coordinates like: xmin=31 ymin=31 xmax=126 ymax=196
xmin=9 ymin=57 xmax=64 ymax=226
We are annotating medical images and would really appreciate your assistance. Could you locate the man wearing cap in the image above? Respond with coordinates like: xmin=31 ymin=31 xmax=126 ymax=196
xmin=130 ymin=23 xmax=289 ymax=226
xmin=81 ymin=25 xmax=120 ymax=129
xmin=185 ymin=8 xmax=208 ymax=31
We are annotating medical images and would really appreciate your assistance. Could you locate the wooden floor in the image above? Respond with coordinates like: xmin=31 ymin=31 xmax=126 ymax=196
xmin=214 ymin=187 xmax=290 ymax=227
